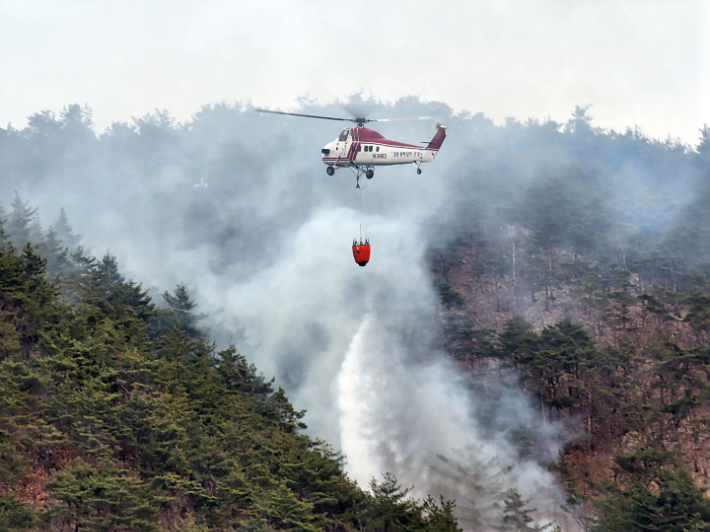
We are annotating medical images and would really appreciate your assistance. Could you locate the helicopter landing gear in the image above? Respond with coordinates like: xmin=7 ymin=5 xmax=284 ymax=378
xmin=366 ymin=169 xmax=374 ymax=179
xmin=326 ymin=166 xmax=335 ymax=176
xmin=414 ymin=161 xmax=422 ymax=175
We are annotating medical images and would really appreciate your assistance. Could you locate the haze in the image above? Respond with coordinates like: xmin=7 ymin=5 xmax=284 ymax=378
xmin=2 ymin=0 xmax=709 ymax=144
xmin=2 ymin=2 xmax=709 ymax=528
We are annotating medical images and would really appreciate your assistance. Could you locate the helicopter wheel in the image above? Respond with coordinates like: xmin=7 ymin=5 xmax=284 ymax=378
xmin=416 ymin=168 xmax=422 ymax=175
xmin=326 ymin=166 xmax=335 ymax=176
xmin=366 ymin=169 xmax=374 ymax=179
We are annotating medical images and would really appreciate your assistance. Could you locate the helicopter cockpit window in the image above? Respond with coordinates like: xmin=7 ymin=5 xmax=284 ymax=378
xmin=338 ymin=129 xmax=349 ymax=142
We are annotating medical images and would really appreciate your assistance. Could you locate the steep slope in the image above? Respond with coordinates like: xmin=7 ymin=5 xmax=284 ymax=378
xmin=431 ymin=189 xmax=710 ymax=525
xmin=421 ymin=113 xmax=710 ymax=526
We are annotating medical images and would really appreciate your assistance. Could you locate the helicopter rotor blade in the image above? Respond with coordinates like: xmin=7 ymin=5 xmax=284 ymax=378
xmin=370 ymin=116 xmax=432 ymax=122
xmin=255 ymin=109 xmax=353 ymax=122
xmin=256 ymin=109 xmax=433 ymax=127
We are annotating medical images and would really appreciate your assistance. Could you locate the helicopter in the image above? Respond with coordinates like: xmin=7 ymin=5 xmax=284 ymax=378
xmin=256 ymin=109 xmax=447 ymax=180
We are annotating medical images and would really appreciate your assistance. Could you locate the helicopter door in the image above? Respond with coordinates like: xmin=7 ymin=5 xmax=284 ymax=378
xmin=336 ymin=128 xmax=350 ymax=163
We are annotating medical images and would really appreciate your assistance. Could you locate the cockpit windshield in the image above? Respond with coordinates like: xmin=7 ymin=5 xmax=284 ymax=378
xmin=338 ymin=129 xmax=349 ymax=142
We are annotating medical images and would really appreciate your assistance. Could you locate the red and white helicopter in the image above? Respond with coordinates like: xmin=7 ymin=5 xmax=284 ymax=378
xmin=256 ymin=109 xmax=447 ymax=180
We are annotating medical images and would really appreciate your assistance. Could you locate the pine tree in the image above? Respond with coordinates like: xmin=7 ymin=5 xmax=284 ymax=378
xmin=593 ymin=466 xmax=710 ymax=531
xmin=368 ymin=473 xmax=425 ymax=531
xmin=47 ymin=459 xmax=158 ymax=531
xmin=497 ymin=488 xmax=551 ymax=531
xmin=431 ymin=452 xmax=507 ymax=528
xmin=697 ymin=123 xmax=710 ymax=174
xmin=216 ymin=345 xmax=273 ymax=396
xmin=0 ymin=495 xmax=41 ymax=530
xmin=163 ymin=284 xmax=196 ymax=313
xmin=59 ymin=246 xmax=96 ymax=302
xmin=0 ymin=205 xmax=7 ymax=245
xmin=263 ymin=387 xmax=307 ymax=434
xmin=28 ymin=215 xmax=43 ymax=246
xmin=38 ymin=227 xmax=68 ymax=278
xmin=160 ymin=285 xmax=202 ymax=340
xmin=5 ymin=192 xmax=37 ymax=248
xmin=421 ymin=495 xmax=462 ymax=532
xmin=654 ymin=467 xmax=710 ymax=531
xmin=52 ymin=207 xmax=82 ymax=249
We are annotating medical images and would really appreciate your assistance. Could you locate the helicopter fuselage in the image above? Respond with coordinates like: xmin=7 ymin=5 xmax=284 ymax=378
xmin=321 ymin=126 xmax=446 ymax=171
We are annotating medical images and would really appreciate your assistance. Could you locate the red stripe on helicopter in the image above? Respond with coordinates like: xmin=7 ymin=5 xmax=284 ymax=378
xmin=348 ymin=142 xmax=360 ymax=162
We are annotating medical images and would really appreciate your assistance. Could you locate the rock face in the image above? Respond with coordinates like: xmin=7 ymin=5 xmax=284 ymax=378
xmin=431 ymin=231 xmax=710 ymax=494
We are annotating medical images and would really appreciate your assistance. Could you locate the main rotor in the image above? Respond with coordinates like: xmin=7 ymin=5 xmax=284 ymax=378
xmin=255 ymin=108 xmax=429 ymax=128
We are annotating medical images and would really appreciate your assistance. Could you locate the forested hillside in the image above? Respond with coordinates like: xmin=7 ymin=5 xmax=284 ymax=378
xmin=2 ymin=99 xmax=710 ymax=530
xmin=429 ymin=110 xmax=710 ymax=528
xmin=0 ymin=228 xmax=462 ymax=530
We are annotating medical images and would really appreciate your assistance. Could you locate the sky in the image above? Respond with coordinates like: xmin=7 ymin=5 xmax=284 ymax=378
xmin=2 ymin=0 xmax=709 ymax=145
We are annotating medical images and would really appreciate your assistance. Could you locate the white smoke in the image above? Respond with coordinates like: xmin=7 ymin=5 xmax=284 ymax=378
xmin=144 ymin=197 xmax=566 ymax=526
xmin=336 ymin=311 xmax=563 ymax=526
xmin=3 ymin=102 xmax=572 ymax=528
